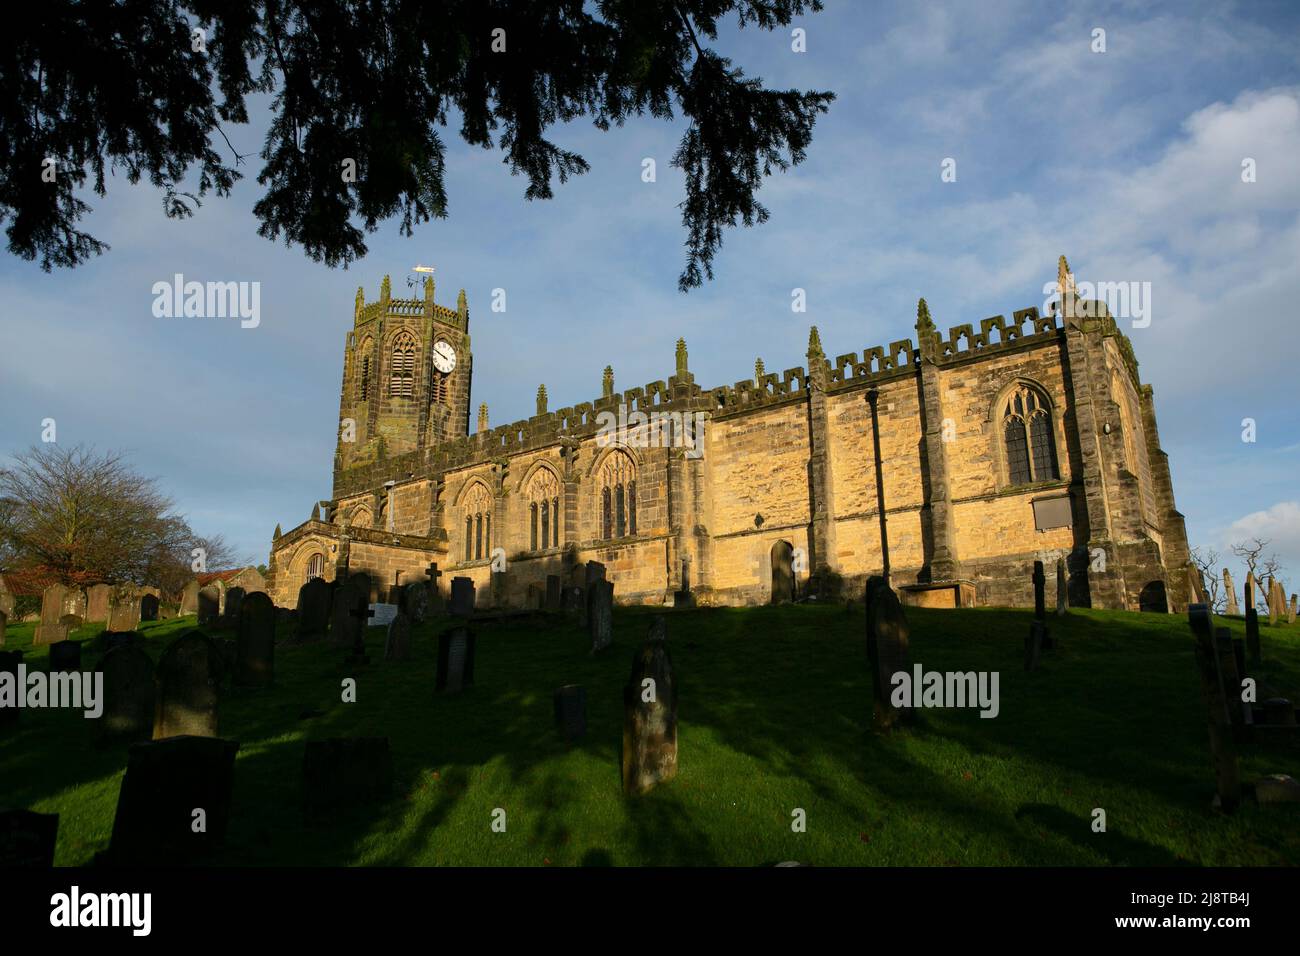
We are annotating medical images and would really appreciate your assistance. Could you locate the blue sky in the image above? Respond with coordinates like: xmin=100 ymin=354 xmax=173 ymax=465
xmin=1 ymin=0 xmax=1298 ymax=597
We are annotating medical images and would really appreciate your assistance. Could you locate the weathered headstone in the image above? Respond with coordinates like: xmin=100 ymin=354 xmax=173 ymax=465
xmin=1032 ymin=560 xmax=1046 ymax=620
xmin=449 ymin=577 xmax=476 ymax=618
xmin=154 ymin=631 xmax=223 ymax=739
xmin=622 ymin=638 xmax=678 ymax=795
xmin=62 ymin=589 xmax=87 ymax=620
xmin=48 ymin=640 xmax=82 ymax=673
xmin=588 ymin=579 xmax=614 ymax=653
xmin=106 ymin=585 xmax=142 ymax=633
xmin=104 ymin=735 xmax=239 ymax=864
xmin=329 ymin=573 xmax=370 ymax=649
xmin=424 ymin=562 xmax=444 ymax=612
xmin=34 ymin=584 xmax=68 ymax=646
xmin=1213 ymin=627 xmax=1247 ymax=736
xmin=301 ymin=737 xmax=393 ymax=823
xmin=1054 ymin=558 xmax=1067 ymax=616
xmin=400 ymin=581 xmax=429 ymax=624
xmin=1223 ymin=569 xmax=1239 ymax=616
xmin=1245 ymin=607 xmax=1261 ymax=667
xmin=545 ymin=575 xmax=562 ymax=612
xmin=384 ymin=612 xmax=412 ymax=662
xmin=1245 ymin=572 xmax=1257 ymax=614
xmin=0 ymin=810 xmax=58 ymax=867
xmin=236 ymin=592 xmax=275 ymax=687
xmin=1290 ymin=594 xmax=1298 ymax=625
xmin=1188 ymin=604 xmax=1239 ymax=811
xmin=86 ymin=583 xmax=113 ymax=623
xmin=554 ymin=685 xmax=587 ymax=742
xmin=1024 ymin=621 xmax=1045 ymax=672
xmin=140 ymin=593 xmax=160 ymax=622
xmin=562 ymin=585 xmax=585 ymax=624
xmin=865 ymin=576 xmax=912 ymax=730
xmin=222 ymin=586 xmax=246 ymax=626
xmin=369 ymin=602 xmax=399 ymax=628
xmin=198 ymin=585 xmax=221 ymax=626
xmin=771 ymin=543 xmax=795 ymax=605
xmin=436 ymin=626 xmax=476 ymax=693
xmin=179 ymin=579 xmax=201 ymax=616
xmin=296 ymin=577 xmax=331 ymax=641
xmin=95 ymin=645 xmax=156 ymax=745
xmin=0 ymin=650 xmax=22 ymax=727
xmin=585 ymin=561 xmax=607 ymax=586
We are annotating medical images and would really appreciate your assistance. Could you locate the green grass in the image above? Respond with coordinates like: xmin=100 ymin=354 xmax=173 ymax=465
xmin=3 ymin=603 xmax=1300 ymax=866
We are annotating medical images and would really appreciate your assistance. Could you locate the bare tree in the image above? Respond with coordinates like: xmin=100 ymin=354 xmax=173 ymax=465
xmin=1230 ymin=537 xmax=1285 ymax=613
xmin=0 ymin=444 xmax=230 ymax=591
xmin=1190 ymin=546 xmax=1224 ymax=613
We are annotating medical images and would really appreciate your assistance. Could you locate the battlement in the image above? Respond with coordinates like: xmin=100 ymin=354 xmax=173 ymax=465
xmin=353 ymin=274 xmax=466 ymax=332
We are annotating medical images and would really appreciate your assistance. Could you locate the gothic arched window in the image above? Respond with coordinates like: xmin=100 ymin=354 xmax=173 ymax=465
xmin=462 ymin=482 xmax=493 ymax=563
xmin=526 ymin=467 xmax=561 ymax=551
xmin=599 ymin=450 xmax=636 ymax=540
xmin=1002 ymin=384 xmax=1058 ymax=485
xmin=306 ymin=553 xmax=325 ymax=582
xmin=389 ymin=331 xmax=418 ymax=398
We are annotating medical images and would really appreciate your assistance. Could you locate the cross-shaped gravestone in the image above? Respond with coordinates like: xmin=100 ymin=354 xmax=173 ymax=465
xmin=347 ymin=605 xmax=374 ymax=665
xmin=425 ymin=563 xmax=442 ymax=605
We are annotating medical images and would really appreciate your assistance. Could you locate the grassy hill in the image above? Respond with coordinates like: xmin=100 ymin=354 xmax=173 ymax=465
xmin=3 ymin=602 xmax=1299 ymax=866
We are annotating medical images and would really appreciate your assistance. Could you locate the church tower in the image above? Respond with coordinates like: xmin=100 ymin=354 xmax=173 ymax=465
xmin=335 ymin=274 xmax=473 ymax=478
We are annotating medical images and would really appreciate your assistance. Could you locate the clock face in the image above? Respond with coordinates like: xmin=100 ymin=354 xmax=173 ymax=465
xmin=432 ymin=340 xmax=457 ymax=374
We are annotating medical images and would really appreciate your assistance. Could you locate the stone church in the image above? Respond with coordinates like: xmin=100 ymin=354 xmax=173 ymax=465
xmin=265 ymin=258 xmax=1191 ymax=614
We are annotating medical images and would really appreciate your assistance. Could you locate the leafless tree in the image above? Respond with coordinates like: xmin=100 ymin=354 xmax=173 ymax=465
xmin=1230 ymin=537 xmax=1285 ymax=613
xmin=1190 ymin=546 xmax=1224 ymax=613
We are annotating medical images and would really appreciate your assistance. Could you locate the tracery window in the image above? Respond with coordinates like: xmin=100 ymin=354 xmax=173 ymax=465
xmin=526 ymin=467 xmax=561 ymax=550
xmin=1002 ymin=384 xmax=1059 ymax=485
xmin=462 ymin=482 xmax=493 ymax=562
xmin=599 ymin=450 xmax=636 ymax=540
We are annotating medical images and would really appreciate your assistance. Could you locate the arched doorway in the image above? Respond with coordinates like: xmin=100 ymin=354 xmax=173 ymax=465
xmin=771 ymin=540 xmax=795 ymax=605
xmin=1138 ymin=580 xmax=1168 ymax=613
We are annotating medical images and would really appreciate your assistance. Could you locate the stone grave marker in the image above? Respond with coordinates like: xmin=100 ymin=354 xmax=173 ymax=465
xmin=400 ymin=581 xmax=429 ymax=624
xmin=236 ymin=592 xmax=275 ymax=687
xmin=369 ymin=602 xmax=399 ymax=628
xmin=296 ymin=577 xmax=331 ymax=641
xmin=1032 ymin=560 xmax=1046 ymax=620
xmin=106 ymin=585 xmax=142 ymax=633
xmin=59 ymin=614 xmax=83 ymax=630
xmin=103 ymin=735 xmax=239 ymax=864
xmin=1055 ymin=558 xmax=1067 ymax=616
xmin=546 ymin=575 xmax=562 ymax=611
xmin=222 ymin=586 xmax=246 ymax=627
xmin=329 ymin=573 xmax=370 ymax=649
xmin=647 ymin=615 xmax=667 ymax=643
xmin=1290 ymin=594 xmax=1298 ymax=625
xmin=424 ymin=562 xmax=444 ymax=612
xmin=154 ymin=630 xmax=223 ymax=739
xmin=771 ymin=543 xmax=795 ymax=605
xmin=1213 ymin=627 xmax=1247 ymax=736
xmin=436 ymin=626 xmax=476 ymax=694
xmin=198 ymin=585 xmax=221 ymax=626
xmin=140 ymin=593 xmax=160 ymax=622
xmin=563 ymin=585 xmax=585 ymax=624
xmin=1188 ymin=604 xmax=1240 ymax=811
xmin=1025 ymin=621 xmax=1046 ymax=672
xmin=865 ymin=576 xmax=912 ymax=731
xmin=95 ymin=644 xmax=156 ymax=746
xmin=86 ymin=583 xmax=113 ymax=623
xmin=1223 ymin=569 xmax=1239 ymax=616
xmin=449 ymin=576 xmax=476 ymax=617
xmin=0 ymin=810 xmax=58 ymax=867
xmin=622 ymin=637 xmax=678 ymax=795
xmin=588 ymin=579 xmax=614 ymax=653
xmin=301 ymin=737 xmax=393 ymax=823
xmin=34 ymin=584 xmax=68 ymax=646
xmin=179 ymin=579 xmax=201 ymax=616
xmin=48 ymin=640 xmax=82 ymax=673
xmin=554 ymin=685 xmax=587 ymax=742
xmin=384 ymin=612 xmax=412 ymax=662
xmin=585 ymin=561 xmax=607 ymax=587
xmin=1245 ymin=607 xmax=1261 ymax=667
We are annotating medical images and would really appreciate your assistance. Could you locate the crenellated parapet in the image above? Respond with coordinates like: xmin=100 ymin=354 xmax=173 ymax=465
xmin=353 ymin=274 xmax=466 ymax=332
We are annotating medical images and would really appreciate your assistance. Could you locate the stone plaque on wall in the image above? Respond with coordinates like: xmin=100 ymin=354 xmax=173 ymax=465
xmin=1032 ymin=495 xmax=1072 ymax=532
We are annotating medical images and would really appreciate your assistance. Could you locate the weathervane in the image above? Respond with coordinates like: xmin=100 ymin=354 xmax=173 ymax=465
xmin=406 ymin=264 xmax=435 ymax=290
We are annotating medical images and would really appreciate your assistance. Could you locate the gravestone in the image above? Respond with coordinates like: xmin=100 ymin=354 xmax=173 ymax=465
xmin=546 ymin=575 xmax=562 ymax=611
xmin=236 ymin=592 xmax=275 ymax=687
xmin=296 ymin=577 xmax=331 ymax=641
xmin=104 ymin=735 xmax=239 ymax=864
xmin=449 ymin=577 xmax=476 ymax=618
xmin=0 ymin=810 xmax=58 ymax=867
xmin=198 ymin=585 xmax=221 ymax=626
xmin=1245 ymin=572 xmax=1257 ymax=614
xmin=63 ymin=589 xmax=87 ymax=620
xmin=48 ymin=640 xmax=82 ymax=673
xmin=554 ymin=685 xmax=587 ymax=742
xmin=424 ymin=562 xmax=444 ymax=612
xmin=140 ymin=593 xmax=160 ymax=622
xmin=1223 ymin=570 xmax=1239 ymax=616
xmin=400 ymin=581 xmax=429 ymax=624
xmin=1290 ymin=594 xmax=1297 ymax=625
xmin=34 ymin=584 xmax=68 ymax=646
xmin=1245 ymin=608 xmax=1261 ymax=667
xmin=563 ymin=585 xmax=585 ymax=625
xmin=622 ymin=638 xmax=678 ymax=795
xmin=647 ymin=615 xmax=667 ymax=643
xmin=588 ymin=579 xmax=614 ymax=653
xmin=384 ymin=613 xmax=412 ymax=662
xmin=1024 ymin=621 xmax=1046 ymax=672
xmin=369 ymin=602 xmax=399 ymax=628
xmin=154 ymin=630 xmax=223 ymax=739
xmin=436 ymin=626 xmax=476 ymax=694
xmin=329 ymin=574 xmax=370 ymax=650
xmin=1032 ymin=561 xmax=1046 ymax=620
xmin=179 ymin=579 xmax=201 ymax=616
xmin=865 ymin=576 xmax=912 ymax=731
xmin=1188 ymin=604 xmax=1239 ymax=811
xmin=106 ymin=585 xmax=142 ymax=633
xmin=222 ymin=586 xmax=246 ymax=627
xmin=1055 ymin=558 xmax=1067 ymax=616
xmin=771 ymin=542 xmax=795 ymax=605
xmin=0 ymin=651 xmax=22 ymax=728
xmin=86 ymin=583 xmax=113 ymax=623
xmin=1213 ymin=627 xmax=1247 ymax=736
xmin=59 ymin=614 xmax=83 ymax=630
xmin=95 ymin=645 xmax=156 ymax=745
xmin=585 ymin=561 xmax=607 ymax=586
xmin=301 ymin=737 xmax=393 ymax=823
